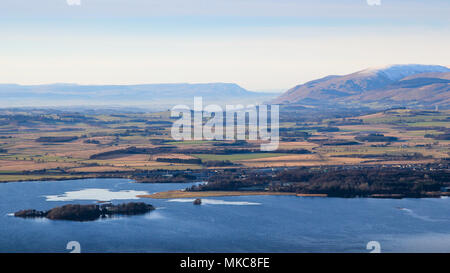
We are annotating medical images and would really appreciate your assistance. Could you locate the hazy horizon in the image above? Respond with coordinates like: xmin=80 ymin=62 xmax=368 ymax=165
xmin=0 ymin=63 xmax=449 ymax=94
xmin=1 ymin=0 xmax=449 ymax=90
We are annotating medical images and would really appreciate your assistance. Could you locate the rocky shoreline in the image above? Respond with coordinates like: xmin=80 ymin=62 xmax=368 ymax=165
xmin=14 ymin=202 xmax=155 ymax=221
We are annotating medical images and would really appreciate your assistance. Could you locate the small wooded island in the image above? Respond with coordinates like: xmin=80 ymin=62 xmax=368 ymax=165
xmin=14 ymin=202 xmax=155 ymax=221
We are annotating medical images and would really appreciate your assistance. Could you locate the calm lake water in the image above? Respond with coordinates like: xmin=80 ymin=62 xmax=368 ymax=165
xmin=1 ymin=178 xmax=449 ymax=253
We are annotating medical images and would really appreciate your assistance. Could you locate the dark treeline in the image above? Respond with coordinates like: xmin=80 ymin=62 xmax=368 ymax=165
xmin=202 ymin=160 xmax=236 ymax=167
xmin=212 ymin=140 xmax=252 ymax=147
xmin=280 ymin=126 xmax=340 ymax=133
xmin=332 ymin=152 xmax=432 ymax=160
xmin=189 ymin=165 xmax=450 ymax=198
xmin=156 ymin=158 xmax=202 ymax=164
xmin=396 ymin=126 xmax=448 ymax=132
xmin=155 ymin=157 xmax=238 ymax=167
xmin=317 ymin=127 xmax=340 ymax=132
xmin=88 ymin=145 xmax=312 ymax=160
xmin=134 ymin=172 xmax=197 ymax=183
xmin=83 ymin=139 xmax=101 ymax=144
xmin=308 ymin=139 xmax=360 ymax=146
xmin=328 ymin=119 xmax=364 ymax=126
xmin=189 ymin=170 xmax=269 ymax=191
xmin=36 ymin=136 xmax=79 ymax=143
xmin=279 ymin=130 xmax=311 ymax=139
xmin=182 ymin=148 xmax=312 ymax=155
xmin=355 ymin=133 xmax=398 ymax=142
xmin=273 ymin=167 xmax=449 ymax=197
xmin=89 ymin=146 xmax=176 ymax=159
xmin=425 ymin=133 xmax=450 ymax=140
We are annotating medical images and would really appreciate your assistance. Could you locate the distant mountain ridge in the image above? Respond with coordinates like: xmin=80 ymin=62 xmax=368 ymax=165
xmin=273 ymin=64 xmax=450 ymax=108
xmin=0 ymin=82 xmax=275 ymax=109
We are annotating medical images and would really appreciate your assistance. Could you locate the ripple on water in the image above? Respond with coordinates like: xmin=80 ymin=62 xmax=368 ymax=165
xmin=398 ymin=208 xmax=442 ymax=222
xmin=167 ymin=198 xmax=261 ymax=206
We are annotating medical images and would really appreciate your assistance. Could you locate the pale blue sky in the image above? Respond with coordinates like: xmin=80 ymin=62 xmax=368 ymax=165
xmin=1 ymin=0 xmax=449 ymax=90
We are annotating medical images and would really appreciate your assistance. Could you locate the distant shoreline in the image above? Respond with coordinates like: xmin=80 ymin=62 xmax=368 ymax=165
xmin=139 ymin=190 xmax=450 ymax=199
xmin=1 ymin=175 xmax=448 ymax=199
xmin=138 ymin=190 xmax=296 ymax=199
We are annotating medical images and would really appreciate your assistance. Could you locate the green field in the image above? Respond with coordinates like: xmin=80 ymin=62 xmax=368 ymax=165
xmin=192 ymin=153 xmax=289 ymax=161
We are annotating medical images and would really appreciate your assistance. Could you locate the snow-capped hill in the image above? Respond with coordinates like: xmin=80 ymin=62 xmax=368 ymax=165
xmin=360 ymin=64 xmax=450 ymax=81
xmin=273 ymin=64 xmax=450 ymax=108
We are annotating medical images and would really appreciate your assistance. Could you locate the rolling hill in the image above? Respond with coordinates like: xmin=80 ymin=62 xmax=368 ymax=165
xmin=0 ymin=83 xmax=276 ymax=109
xmin=273 ymin=64 xmax=450 ymax=108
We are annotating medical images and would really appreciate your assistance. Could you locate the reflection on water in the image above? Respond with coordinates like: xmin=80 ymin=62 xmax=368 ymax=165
xmin=145 ymin=210 xmax=166 ymax=220
xmin=45 ymin=188 xmax=149 ymax=202
xmin=167 ymin=198 xmax=261 ymax=206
